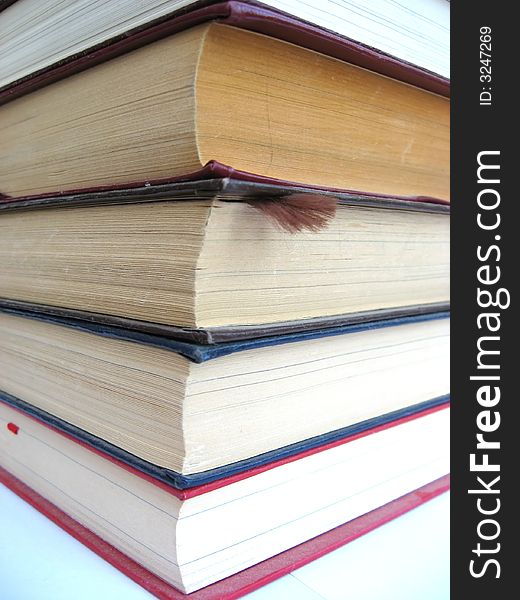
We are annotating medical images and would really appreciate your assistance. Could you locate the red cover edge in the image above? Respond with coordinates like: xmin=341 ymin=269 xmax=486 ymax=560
xmin=0 ymin=2 xmax=233 ymax=106
xmin=0 ymin=161 xmax=450 ymax=206
xmin=0 ymin=466 xmax=450 ymax=599
xmin=224 ymin=2 xmax=449 ymax=97
xmin=0 ymin=1 xmax=449 ymax=107
xmin=1 ymin=395 xmax=449 ymax=500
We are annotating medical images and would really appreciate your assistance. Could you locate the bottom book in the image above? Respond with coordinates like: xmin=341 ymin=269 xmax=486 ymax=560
xmin=0 ymin=467 xmax=449 ymax=599
xmin=0 ymin=400 xmax=449 ymax=595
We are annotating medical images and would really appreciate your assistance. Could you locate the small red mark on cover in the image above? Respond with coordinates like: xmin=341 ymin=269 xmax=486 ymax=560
xmin=7 ymin=422 xmax=19 ymax=435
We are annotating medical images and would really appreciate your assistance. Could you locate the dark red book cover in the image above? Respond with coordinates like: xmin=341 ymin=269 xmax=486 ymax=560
xmin=0 ymin=1 xmax=449 ymax=107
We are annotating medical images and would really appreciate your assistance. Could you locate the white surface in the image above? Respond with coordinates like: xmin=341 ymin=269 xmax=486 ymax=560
xmin=0 ymin=485 xmax=449 ymax=600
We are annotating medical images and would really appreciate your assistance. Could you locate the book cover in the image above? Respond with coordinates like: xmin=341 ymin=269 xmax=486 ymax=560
xmin=0 ymin=298 xmax=450 ymax=348
xmin=0 ymin=390 xmax=449 ymax=491
xmin=0 ymin=465 xmax=450 ymax=599
xmin=0 ymin=1 xmax=449 ymax=106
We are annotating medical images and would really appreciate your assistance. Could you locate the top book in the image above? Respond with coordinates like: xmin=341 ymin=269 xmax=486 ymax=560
xmin=0 ymin=0 xmax=450 ymax=93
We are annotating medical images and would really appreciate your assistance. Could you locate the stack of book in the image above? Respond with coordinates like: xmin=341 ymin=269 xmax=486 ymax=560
xmin=0 ymin=0 xmax=450 ymax=597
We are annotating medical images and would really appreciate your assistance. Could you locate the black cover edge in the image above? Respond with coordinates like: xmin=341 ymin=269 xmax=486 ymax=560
xmin=0 ymin=390 xmax=450 ymax=490
xmin=0 ymin=178 xmax=451 ymax=214
xmin=0 ymin=0 xmax=17 ymax=11
xmin=0 ymin=304 xmax=450 ymax=362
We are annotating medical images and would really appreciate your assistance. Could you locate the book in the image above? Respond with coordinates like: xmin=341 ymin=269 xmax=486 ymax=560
xmin=1 ymin=387 xmax=448 ymax=491
xmin=0 ymin=308 xmax=449 ymax=476
xmin=0 ymin=398 xmax=450 ymax=593
xmin=0 ymin=23 xmax=449 ymax=201
xmin=0 ymin=465 xmax=450 ymax=599
xmin=0 ymin=2 xmax=450 ymax=596
xmin=0 ymin=0 xmax=450 ymax=96
xmin=0 ymin=184 xmax=449 ymax=331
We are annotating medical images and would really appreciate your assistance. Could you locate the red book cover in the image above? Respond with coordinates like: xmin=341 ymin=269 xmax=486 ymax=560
xmin=0 ymin=395 xmax=449 ymax=595
xmin=0 ymin=466 xmax=450 ymax=599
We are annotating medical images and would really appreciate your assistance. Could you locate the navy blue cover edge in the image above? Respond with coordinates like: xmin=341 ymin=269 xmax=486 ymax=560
xmin=0 ymin=305 xmax=450 ymax=363
xmin=0 ymin=390 xmax=449 ymax=490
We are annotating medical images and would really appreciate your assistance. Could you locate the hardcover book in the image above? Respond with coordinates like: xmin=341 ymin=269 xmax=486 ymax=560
xmin=0 ymin=3 xmax=451 ymax=596
xmin=0 ymin=182 xmax=449 ymax=333
xmin=0 ymin=465 xmax=450 ymax=599
xmin=0 ymin=308 xmax=450 ymax=476
xmin=0 ymin=398 xmax=450 ymax=593
xmin=0 ymin=21 xmax=449 ymax=201
xmin=0 ymin=1 xmax=450 ymax=98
